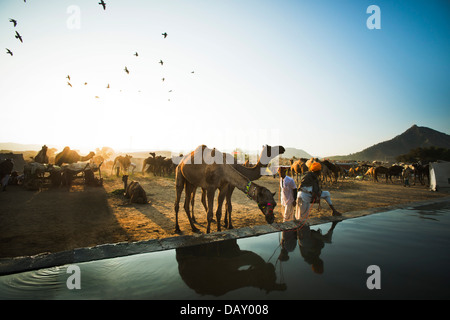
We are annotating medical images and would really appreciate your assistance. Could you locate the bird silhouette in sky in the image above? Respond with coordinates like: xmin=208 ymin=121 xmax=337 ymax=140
xmin=15 ymin=31 xmax=23 ymax=43
xmin=66 ymin=75 xmax=70 ymax=81
xmin=67 ymin=82 xmax=72 ymax=87
xmin=159 ymin=60 xmax=163 ymax=65
xmin=162 ymin=32 xmax=167 ymax=38
xmin=107 ymin=84 xmax=110 ymax=88
xmin=162 ymin=78 xmax=165 ymax=82
xmin=9 ymin=19 xmax=17 ymax=27
xmin=99 ymin=0 xmax=106 ymax=10
xmin=134 ymin=52 xmax=138 ymax=56
xmin=124 ymin=66 xmax=129 ymax=74
xmin=6 ymin=48 xmax=13 ymax=56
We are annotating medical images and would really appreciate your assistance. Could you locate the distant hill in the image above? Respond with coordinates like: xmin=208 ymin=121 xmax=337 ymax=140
xmin=0 ymin=142 xmax=44 ymax=152
xmin=281 ymin=147 xmax=312 ymax=160
xmin=329 ymin=125 xmax=450 ymax=162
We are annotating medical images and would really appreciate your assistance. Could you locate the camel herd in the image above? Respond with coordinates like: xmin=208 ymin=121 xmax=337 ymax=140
xmin=287 ymin=157 xmax=430 ymax=187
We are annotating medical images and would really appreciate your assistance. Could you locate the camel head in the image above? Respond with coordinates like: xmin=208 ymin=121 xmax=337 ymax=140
xmin=255 ymin=186 xmax=277 ymax=224
xmin=259 ymin=145 xmax=285 ymax=166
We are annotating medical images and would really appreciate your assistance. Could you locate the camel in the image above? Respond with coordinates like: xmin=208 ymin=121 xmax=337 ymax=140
xmin=175 ymin=239 xmax=286 ymax=295
xmin=189 ymin=144 xmax=285 ymax=229
xmin=365 ymin=167 xmax=376 ymax=181
xmin=322 ymin=160 xmax=340 ymax=183
xmin=374 ymin=166 xmax=388 ymax=182
xmin=142 ymin=152 xmax=170 ymax=176
xmin=289 ymin=158 xmax=308 ymax=183
xmin=123 ymin=176 xmax=148 ymax=204
xmin=111 ymin=154 xmax=132 ymax=176
xmin=54 ymin=147 xmax=95 ymax=166
xmin=386 ymin=165 xmax=404 ymax=183
xmin=33 ymin=145 xmax=49 ymax=164
xmin=174 ymin=145 xmax=278 ymax=234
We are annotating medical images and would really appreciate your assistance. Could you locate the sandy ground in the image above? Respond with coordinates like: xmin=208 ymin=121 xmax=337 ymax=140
xmin=0 ymin=172 xmax=448 ymax=259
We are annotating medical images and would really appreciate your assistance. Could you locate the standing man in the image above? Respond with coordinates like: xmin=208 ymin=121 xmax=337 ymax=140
xmin=295 ymin=162 xmax=342 ymax=221
xmin=279 ymin=166 xmax=297 ymax=222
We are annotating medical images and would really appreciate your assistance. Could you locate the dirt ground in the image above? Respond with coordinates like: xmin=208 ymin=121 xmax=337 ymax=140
xmin=0 ymin=172 xmax=448 ymax=259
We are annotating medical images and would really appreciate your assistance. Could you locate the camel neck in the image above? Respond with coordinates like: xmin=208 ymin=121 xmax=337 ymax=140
xmin=222 ymin=164 xmax=257 ymax=199
xmin=231 ymin=162 xmax=264 ymax=181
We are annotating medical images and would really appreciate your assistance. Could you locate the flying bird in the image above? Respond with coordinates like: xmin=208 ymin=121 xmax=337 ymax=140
xmin=99 ymin=0 xmax=106 ymax=10
xmin=134 ymin=52 xmax=138 ymax=56
xmin=67 ymin=82 xmax=72 ymax=87
xmin=9 ymin=19 xmax=17 ymax=27
xmin=162 ymin=78 xmax=165 ymax=82
xmin=159 ymin=60 xmax=163 ymax=65
xmin=162 ymin=32 xmax=167 ymax=38
xmin=124 ymin=66 xmax=129 ymax=74
xmin=15 ymin=31 xmax=23 ymax=43
xmin=106 ymin=84 xmax=110 ymax=88
xmin=6 ymin=48 xmax=13 ymax=56
xmin=66 ymin=75 xmax=70 ymax=80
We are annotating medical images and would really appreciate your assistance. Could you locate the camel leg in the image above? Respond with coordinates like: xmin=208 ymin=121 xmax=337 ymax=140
xmin=190 ymin=187 xmax=197 ymax=223
xmin=215 ymin=188 xmax=227 ymax=232
xmin=206 ymin=188 xmax=216 ymax=234
xmin=201 ymin=188 xmax=208 ymax=213
xmin=224 ymin=186 xmax=235 ymax=229
xmin=183 ymin=182 xmax=200 ymax=233
xmin=174 ymin=178 xmax=184 ymax=234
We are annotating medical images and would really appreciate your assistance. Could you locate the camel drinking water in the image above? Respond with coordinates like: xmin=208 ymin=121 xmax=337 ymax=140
xmin=174 ymin=145 xmax=278 ymax=234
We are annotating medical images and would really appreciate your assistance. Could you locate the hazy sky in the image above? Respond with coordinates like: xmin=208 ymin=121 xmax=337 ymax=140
xmin=1 ymin=0 xmax=449 ymax=157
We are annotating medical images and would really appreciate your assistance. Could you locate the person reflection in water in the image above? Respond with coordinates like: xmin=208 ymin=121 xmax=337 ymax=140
xmin=298 ymin=221 xmax=339 ymax=274
xmin=278 ymin=222 xmax=340 ymax=274
xmin=278 ymin=229 xmax=298 ymax=262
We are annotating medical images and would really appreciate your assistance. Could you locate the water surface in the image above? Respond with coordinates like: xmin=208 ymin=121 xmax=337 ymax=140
xmin=1 ymin=201 xmax=450 ymax=299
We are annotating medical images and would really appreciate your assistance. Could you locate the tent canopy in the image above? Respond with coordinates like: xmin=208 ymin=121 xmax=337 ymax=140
xmin=429 ymin=161 xmax=450 ymax=192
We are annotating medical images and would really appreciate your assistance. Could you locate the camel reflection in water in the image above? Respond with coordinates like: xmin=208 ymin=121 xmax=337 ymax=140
xmin=279 ymin=221 xmax=340 ymax=274
xmin=175 ymin=239 xmax=287 ymax=296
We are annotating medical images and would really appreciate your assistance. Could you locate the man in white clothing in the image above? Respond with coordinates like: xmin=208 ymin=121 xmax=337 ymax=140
xmin=278 ymin=166 xmax=297 ymax=222
xmin=295 ymin=162 xmax=341 ymax=221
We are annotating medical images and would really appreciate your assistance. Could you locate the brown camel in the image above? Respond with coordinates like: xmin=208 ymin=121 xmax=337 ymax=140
xmin=322 ymin=160 xmax=340 ymax=183
xmin=111 ymin=154 xmax=132 ymax=176
xmin=174 ymin=145 xmax=278 ymax=234
xmin=190 ymin=144 xmax=285 ymax=229
xmin=142 ymin=152 xmax=171 ymax=176
xmin=374 ymin=166 xmax=388 ymax=182
xmin=123 ymin=176 xmax=148 ymax=204
xmin=289 ymin=158 xmax=308 ymax=183
xmin=54 ymin=147 xmax=95 ymax=166
xmin=33 ymin=145 xmax=49 ymax=164
xmin=365 ymin=166 xmax=376 ymax=181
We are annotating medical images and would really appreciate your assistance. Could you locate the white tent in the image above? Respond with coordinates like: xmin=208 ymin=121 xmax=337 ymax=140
xmin=429 ymin=161 xmax=450 ymax=192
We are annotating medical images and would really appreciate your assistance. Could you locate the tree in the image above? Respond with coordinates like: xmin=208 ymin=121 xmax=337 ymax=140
xmin=396 ymin=146 xmax=450 ymax=163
